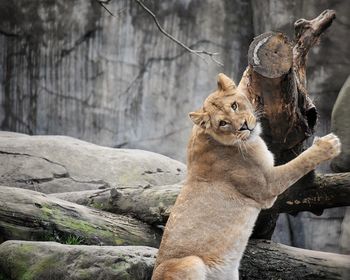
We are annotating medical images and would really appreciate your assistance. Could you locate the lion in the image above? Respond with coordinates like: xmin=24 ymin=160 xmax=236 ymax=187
xmin=152 ymin=73 xmax=341 ymax=280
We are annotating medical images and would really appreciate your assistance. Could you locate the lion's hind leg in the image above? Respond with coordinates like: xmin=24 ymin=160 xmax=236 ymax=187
xmin=152 ymin=255 xmax=206 ymax=280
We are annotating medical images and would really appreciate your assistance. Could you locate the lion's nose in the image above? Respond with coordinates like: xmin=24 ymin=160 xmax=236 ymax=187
xmin=239 ymin=121 xmax=249 ymax=131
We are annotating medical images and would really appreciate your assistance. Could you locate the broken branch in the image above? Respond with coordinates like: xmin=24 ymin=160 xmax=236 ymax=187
xmin=134 ymin=0 xmax=223 ymax=66
xmin=273 ymin=173 xmax=350 ymax=216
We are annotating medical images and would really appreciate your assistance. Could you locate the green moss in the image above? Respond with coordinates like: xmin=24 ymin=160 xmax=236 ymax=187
xmin=39 ymin=202 xmax=159 ymax=246
xmin=114 ymin=237 xmax=126 ymax=245
xmin=76 ymin=270 xmax=91 ymax=279
xmin=91 ymin=201 xmax=106 ymax=210
xmin=40 ymin=204 xmax=116 ymax=244
xmin=59 ymin=217 xmax=112 ymax=239
xmin=6 ymin=245 xmax=33 ymax=280
xmin=111 ymin=261 xmax=132 ymax=279
xmin=4 ymin=243 xmax=65 ymax=280
xmin=22 ymin=255 xmax=65 ymax=280
xmin=76 ymin=270 xmax=93 ymax=280
xmin=41 ymin=205 xmax=54 ymax=219
xmin=20 ymin=272 xmax=33 ymax=280
xmin=18 ymin=244 xmax=36 ymax=254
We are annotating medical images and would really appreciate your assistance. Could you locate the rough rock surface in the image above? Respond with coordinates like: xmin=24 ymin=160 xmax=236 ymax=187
xmin=331 ymin=75 xmax=350 ymax=172
xmin=0 ymin=186 xmax=160 ymax=247
xmin=0 ymin=1 xmax=347 ymax=164
xmin=0 ymin=240 xmax=157 ymax=280
xmin=0 ymin=132 xmax=185 ymax=193
xmin=0 ymin=0 xmax=253 ymax=162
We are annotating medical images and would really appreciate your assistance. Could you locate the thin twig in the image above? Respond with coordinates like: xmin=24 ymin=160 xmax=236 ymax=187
xmin=134 ymin=0 xmax=223 ymax=66
xmin=96 ymin=0 xmax=115 ymax=17
xmin=95 ymin=0 xmax=126 ymax=17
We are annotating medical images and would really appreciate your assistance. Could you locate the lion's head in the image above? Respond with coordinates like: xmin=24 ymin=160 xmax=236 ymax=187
xmin=189 ymin=73 xmax=261 ymax=146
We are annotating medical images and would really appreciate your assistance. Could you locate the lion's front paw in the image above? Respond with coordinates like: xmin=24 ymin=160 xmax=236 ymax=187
xmin=312 ymin=133 xmax=341 ymax=161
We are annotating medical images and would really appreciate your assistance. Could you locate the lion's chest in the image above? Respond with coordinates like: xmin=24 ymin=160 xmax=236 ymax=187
xmin=204 ymin=208 xmax=258 ymax=279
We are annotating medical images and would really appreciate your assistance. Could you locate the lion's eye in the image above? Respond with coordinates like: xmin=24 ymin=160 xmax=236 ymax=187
xmin=231 ymin=102 xmax=238 ymax=111
xmin=219 ymin=120 xmax=228 ymax=127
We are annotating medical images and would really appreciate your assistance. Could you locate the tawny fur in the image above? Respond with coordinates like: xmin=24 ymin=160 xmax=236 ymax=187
xmin=152 ymin=73 xmax=341 ymax=280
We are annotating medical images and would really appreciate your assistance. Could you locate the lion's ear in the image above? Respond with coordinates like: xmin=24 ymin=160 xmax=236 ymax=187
xmin=189 ymin=110 xmax=210 ymax=129
xmin=217 ymin=73 xmax=236 ymax=91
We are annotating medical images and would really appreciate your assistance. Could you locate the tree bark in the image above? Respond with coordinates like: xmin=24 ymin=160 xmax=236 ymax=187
xmin=1 ymin=239 xmax=349 ymax=280
xmin=51 ymin=183 xmax=182 ymax=225
xmin=0 ymin=240 xmax=157 ymax=280
xmin=0 ymin=186 xmax=160 ymax=247
xmin=238 ymin=10 xmax=337 ymax=239
xmin=271 ymin=173 xmax=350 ymax=215
xmin=51 ymin=172 xmax=350 ymax=225
xmin=240 ymin=240 xmax=350 ymax=280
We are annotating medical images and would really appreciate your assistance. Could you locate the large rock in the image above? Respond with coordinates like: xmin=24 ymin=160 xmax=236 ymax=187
xmin=331 ymin=76 xmax=350 ymax=172
xmin=0 ymin=132 xmax=185 ymax=193
xmin=0 ymin=186 xmax=160 ymax=247
xmin=0 ymin=241 xmax=157 ymax=280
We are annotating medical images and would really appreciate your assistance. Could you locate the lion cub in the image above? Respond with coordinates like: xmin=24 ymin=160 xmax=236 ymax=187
xmin=152 ymin=73 xmax=341 ymax=280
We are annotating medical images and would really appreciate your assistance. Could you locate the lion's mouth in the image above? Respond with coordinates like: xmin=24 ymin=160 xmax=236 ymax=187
xmin=238 ymin=130 xmax=251 ymax=140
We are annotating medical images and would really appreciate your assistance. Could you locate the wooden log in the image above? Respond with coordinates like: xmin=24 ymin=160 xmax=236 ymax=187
xmin=0 ymin=240 xmax=157 ymax=280
xmin=51 ymin=183 xmax=182 ymax=225
xmin=240 ymin=240 xmax=350 ymax=280
xmin=0 ymin=186 xmax=160 ymax=247
xmin=1 ymin=239 xmax=349 ymax=280
xmin=52 ymin=172 xmax=350 ymax=225
xmin=244 ymin=32 xmax=313 ymax=158
xmin=248 ymin=32 xmax=292 ymax=79
xmin=272 ymin=173 xmax=350 ymax=215
xmin=293 ymin=9 xmax=337 ymax=94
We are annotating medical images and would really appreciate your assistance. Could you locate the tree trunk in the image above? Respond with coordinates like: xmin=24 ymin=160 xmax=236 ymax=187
xmin=270 ymin=173 xmax=350 ymax=215
xmin=0 ymin=186 xmax=160 ymax=247
xmin=238 ymin=10 xmax=337 ymax=239
xmin=50 ymin=172 xmax=350 ymax=226
xmin=1 ymin=239 xmax=349 ymax=280
xmin=0 ymin=240 xmax=157 ymax=280
xmin=51 ymin=183 xmax=182 ymax=225
xmin=240 ymin=240 xmax=350 ymax=280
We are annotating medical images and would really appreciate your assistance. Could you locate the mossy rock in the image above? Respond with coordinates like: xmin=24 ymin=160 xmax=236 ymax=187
xmin=0 ymin=241 xmax=157 ymax=280
xmin=0 ymin=186 xmax=160 ymax=247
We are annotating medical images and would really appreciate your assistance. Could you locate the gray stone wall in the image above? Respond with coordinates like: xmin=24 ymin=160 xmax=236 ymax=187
xmin=0 ymin=0 xmax=253 ymax=162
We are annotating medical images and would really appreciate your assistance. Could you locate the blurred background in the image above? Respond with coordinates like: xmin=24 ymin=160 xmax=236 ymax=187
xmin=0 ymin=0 xmax=349 ymax=253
